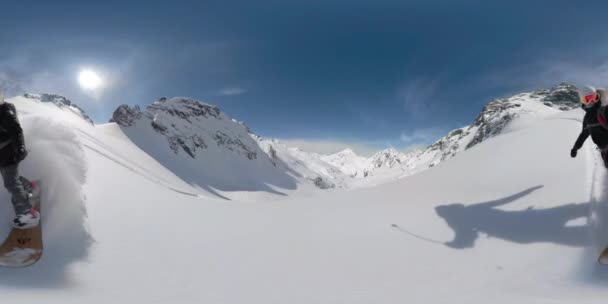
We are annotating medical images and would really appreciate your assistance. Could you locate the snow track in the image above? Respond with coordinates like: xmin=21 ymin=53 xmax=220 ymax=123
xmin=77 ymin=130 xmax=202 ymax=198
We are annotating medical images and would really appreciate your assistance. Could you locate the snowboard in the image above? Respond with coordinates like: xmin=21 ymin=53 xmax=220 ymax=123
xmin=0 ymin=180 xmax=42 ymax=267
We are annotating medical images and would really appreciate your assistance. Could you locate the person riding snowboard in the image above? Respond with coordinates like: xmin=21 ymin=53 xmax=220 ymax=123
xmin=0 ymin=90 xmax=39 ymax=229
xmin=571 ymin=85 xmax=608 ymax=168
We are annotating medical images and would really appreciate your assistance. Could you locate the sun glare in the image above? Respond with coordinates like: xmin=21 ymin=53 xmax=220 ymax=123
xmin=78 ymin=69 xmax=103 ymax=90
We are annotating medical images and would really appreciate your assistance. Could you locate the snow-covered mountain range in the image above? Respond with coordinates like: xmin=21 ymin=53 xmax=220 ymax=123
xmin=109 ymin=83 xmax=581 ymax=190
xmin=26 ymin=83 xmax=581 ymax=194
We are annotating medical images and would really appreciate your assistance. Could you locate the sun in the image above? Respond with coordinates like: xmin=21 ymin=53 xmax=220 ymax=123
xmin=78 ymin=69 xmax=103 ymax=90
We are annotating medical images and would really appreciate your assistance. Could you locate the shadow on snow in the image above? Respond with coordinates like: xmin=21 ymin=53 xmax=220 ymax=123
xmin=435 ymin=185 xmax=590 ymax=249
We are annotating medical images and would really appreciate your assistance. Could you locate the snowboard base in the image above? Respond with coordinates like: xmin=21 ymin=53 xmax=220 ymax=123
xmin=0 ymin=180 xmax=42 ymax=267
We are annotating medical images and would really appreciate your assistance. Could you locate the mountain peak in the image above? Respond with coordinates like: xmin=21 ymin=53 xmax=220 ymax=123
xmin=110 ymin=104 xmax=142 ymax=127
xmin=530 ymin=82 xmax=579 ymax=110
xmin=413 ymin=83 xmax=580 ymax=170
xmin=148 ymin=97 xmax=222 ymax=121
xmin=23 ymin=93 xmax=94 ymax=124
xmin=110 ymin=97 xmax=223 ymax=127
xmin=110 ymin=97 xmax=259 ymax=161
xmin=333 ymin=148 xmax=357 ymax=157
xmin=368 ymin=148 xmax=404 ymax=169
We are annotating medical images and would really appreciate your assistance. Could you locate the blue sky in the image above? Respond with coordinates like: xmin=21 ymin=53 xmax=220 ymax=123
xmin=1 ymin=0 xmax=607 ymax=155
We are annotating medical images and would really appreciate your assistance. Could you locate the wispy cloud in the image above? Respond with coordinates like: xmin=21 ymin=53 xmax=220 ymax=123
xmin=400 ymin=127 xmax=447 ymax=145
xmin=218 ymin=86 xmax=247 ymax=96
xmin=0 ymin=54 xmax=44 ymax=96
xmin=482 ymin=48 xmax=608 ymax=92
xmin=397 ymin=78 xmax=440 ymax=118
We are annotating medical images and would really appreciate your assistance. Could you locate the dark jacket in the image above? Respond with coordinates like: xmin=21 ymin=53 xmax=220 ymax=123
xmin=0 ymin=102 xmax=26 ymax=167
xmin=573 ymin=103 xmax=608 ymax=151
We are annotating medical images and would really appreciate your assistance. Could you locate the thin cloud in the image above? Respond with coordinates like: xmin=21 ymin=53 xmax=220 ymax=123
xmin=397 ymin=78 xmax=440 ymax=118
xmin=218 ymin=87 xmax=247 ymax=96
xmin=400 ymin=127 xmax=447 ymax=145
xmin=0 ymin=54 xmax=42 ymax=96
xmin=482 ymin=49 xmax=608 ymax=91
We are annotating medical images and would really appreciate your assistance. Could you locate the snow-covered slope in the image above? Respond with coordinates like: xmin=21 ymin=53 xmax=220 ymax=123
xmin=3 ymin=87 xmax=608 ymax=303
xmin=22 ymin=93 xmax=94 ymax=124
xmin=407 ymin=83 xmax=579 ymax=172
xmin=109 ymin=97 xmax=305 ymax=199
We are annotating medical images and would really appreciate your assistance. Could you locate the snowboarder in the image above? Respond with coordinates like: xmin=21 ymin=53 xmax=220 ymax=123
xmin=571 ymin=85 xmax=608 ymax=168
xmin=0 ymin=90 xmax=39 ymax=229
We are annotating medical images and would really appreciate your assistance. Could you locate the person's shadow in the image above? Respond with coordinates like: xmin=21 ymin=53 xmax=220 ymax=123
xmin=435 ymin=186 xmax=589 ymax=249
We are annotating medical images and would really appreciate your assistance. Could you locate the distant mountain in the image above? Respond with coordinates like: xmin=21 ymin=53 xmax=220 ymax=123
xmin=321 ymin=148 xmax=368 ymax=177
xmin=105 ymin=83 xmax=581 ymax=190
xmin=254 ymin=137 xmax=352 ymax=189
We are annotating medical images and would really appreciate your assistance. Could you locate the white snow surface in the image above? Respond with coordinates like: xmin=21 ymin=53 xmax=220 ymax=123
xmin=1 ymin=93 xmax=608 ymax=303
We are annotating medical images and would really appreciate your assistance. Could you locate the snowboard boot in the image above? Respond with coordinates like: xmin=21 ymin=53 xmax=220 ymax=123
xmin=13 ymin=181 xmax=41 ymax=229
xmin=13 ymin=208 xmax=40 ymax=229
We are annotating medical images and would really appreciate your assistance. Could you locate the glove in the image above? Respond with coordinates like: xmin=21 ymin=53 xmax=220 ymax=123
xmin=14 ymin=145 xmax=27 ymax=163
xmin=571 ymin=148 xmax=577 ymax=158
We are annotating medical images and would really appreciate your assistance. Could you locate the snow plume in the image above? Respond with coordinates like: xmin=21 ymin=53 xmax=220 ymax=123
xmin=589 ymin=149 xmax=608 ymax=253
xmin=577 ymin=145 xmax=608 ymax=282
xmin=0 ymin=114 xmax=92 ymax=287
